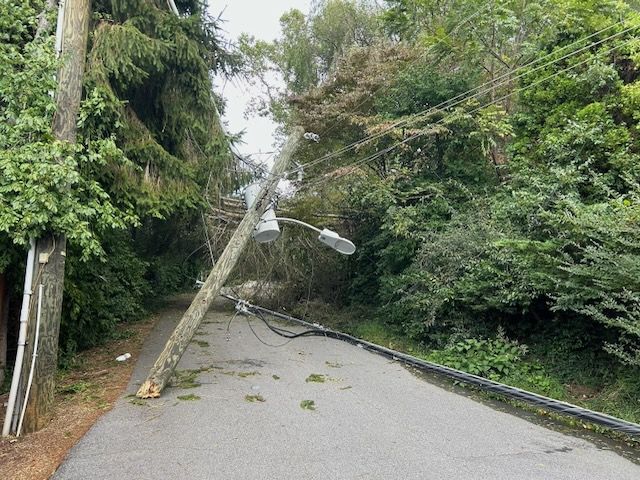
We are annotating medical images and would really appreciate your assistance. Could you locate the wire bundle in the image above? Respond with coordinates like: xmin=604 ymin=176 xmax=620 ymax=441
xmin=222 ymin=294 xmax=640 ymax=437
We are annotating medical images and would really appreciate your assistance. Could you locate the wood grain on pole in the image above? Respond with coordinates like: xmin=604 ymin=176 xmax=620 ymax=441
xmin=137 ymin=127 xmax=305 ymax=398
xmin=18 ymin=0 xmax=90 ymax=433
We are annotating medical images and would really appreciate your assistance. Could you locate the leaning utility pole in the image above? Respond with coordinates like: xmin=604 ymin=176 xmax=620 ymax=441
xmin=16 ymin=0 xmax=91 ymax=434
xmin=137 ymin=127 xmax=305 ymax=398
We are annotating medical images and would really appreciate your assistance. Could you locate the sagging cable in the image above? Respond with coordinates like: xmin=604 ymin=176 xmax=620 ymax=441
xmin=220 ymin=294 xmax=640 ymax=437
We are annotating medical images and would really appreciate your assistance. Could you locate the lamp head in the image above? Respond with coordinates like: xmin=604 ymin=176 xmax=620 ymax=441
xmin=318 ymin=228 xmax=356 ymax=255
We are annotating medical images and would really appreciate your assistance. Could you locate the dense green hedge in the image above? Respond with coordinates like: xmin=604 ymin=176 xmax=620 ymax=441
xmin=0 ymin=0 xmax=232 ymax=361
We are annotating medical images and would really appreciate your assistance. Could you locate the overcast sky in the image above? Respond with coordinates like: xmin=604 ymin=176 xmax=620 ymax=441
xmin=209 ymin=1 xmax=313 ymax=161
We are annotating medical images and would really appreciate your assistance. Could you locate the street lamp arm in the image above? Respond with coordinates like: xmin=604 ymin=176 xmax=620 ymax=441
xmin=271 ymin=217 xmax=356 ymax=256
xmin=246 ymin=182 xmax=355 ymax=254
xmin=271 ymin=217 xmax=322 ymax=234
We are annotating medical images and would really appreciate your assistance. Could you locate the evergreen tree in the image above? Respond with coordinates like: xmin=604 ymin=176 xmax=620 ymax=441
xmin=0 ymin=0 xmax=236 ymax=357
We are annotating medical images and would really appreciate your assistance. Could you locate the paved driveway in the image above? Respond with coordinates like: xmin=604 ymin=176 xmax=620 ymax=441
xmin=53 ymin=297 xmax=640 ymax=479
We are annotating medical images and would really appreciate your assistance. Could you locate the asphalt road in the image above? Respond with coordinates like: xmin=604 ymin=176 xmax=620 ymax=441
xmin=53 ymin=296 xmax=640 ymax=479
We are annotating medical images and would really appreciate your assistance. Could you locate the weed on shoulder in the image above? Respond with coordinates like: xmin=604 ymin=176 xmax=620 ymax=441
xmin=58 ymin=381 xmax=92 ymax=395
xmin=178 ymin=394 xmax=201 ymax=401
xmin=129 ymin=398 xmax=149 ymax=407
xmin=300 ymin=399 xmax=316 ymax=411
xmin=170 ymin=369 xmax=202 ymax=389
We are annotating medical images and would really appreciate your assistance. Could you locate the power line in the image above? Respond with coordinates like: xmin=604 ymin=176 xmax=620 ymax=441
xmin=311 ymin=3 xmax=492 ymax=142
xmin=221 ymin=294 xmax=640 ymax=437
xmin=288 ymin=19 xmax=633 ymax=177
xmin=230 ymin=4 xmax=492 ymax=186
xmin=301 ymin=35 xmax=636 ymax=191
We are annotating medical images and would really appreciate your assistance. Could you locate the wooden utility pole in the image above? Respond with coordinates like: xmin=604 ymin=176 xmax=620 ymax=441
xmin=16 ymin=0 xmax=91 ymax=433
xmin=137 ymin=127 xmax=305 ymax=398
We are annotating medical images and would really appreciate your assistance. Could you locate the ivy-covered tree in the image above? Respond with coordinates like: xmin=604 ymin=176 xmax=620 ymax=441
xmin=0 ymin=0 xmax=236 ymax=360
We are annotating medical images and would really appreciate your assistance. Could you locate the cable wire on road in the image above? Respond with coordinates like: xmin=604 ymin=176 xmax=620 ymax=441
xmin=221 ymin=293 xmax=640 ymax=437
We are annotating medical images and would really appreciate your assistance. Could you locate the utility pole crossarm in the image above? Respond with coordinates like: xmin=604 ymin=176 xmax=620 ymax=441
xmin=136 ymin=127 xmax=305 ymax=398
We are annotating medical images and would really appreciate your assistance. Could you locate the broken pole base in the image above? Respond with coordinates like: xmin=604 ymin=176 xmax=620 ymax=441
xmin=137 ymin=380 xmax=161 ymax=399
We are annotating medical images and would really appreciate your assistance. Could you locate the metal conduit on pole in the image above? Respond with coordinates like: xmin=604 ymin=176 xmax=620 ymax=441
xmin=17 ymin=284 xmax=44 ymax=437
xmin=167 ymin=0 xmax=179 ymax=16
xmin=2 ymin=240 xmax=36 ymax=437
xmin=221 ymin=294 xmax=640 ymax=437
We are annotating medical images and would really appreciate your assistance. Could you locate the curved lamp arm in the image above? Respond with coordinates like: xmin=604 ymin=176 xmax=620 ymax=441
xmin=273 ymin=217 xmax=322 ymax=234
xmin=247 ymin=181 xmax=356 ymax=255
xmin=264 ymin=217 xmax=356 ymax=256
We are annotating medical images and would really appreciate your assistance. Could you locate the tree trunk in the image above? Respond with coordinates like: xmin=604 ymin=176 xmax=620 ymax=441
xmin=18 ymin=0 xmax=91 ymax=434
xmin=137 ymin=127 xmax=305 ymax=398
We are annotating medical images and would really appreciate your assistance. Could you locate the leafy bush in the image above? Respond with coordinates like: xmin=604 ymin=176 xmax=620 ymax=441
xmin=60 ymin=233 xmax=150 ymax=359
xmin=428 ymin=334 xmax=528 ymax=380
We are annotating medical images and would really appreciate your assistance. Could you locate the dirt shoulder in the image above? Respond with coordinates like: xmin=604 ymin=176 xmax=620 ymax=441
xmin=0 ymin=313 xmax=159 ymax=480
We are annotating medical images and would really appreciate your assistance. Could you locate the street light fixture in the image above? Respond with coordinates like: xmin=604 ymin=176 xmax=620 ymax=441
xmin=260 ymin=217 xmax=356 ymax=255
xmin=243 ymin=182 xmax=280 ymax=243
xmin=243 ymin=183 xmax=356 ymax=255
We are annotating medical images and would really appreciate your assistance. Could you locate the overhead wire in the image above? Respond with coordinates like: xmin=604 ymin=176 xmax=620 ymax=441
xmin=224 ymin=30 xmax=633 ymax=320
xmin=310 ymin=3 xmax=493 ymax=142
xmin=299 ymin=33 xmax=638 ymax=191
xmin=287 ymin=19 xmax=633 ymax=177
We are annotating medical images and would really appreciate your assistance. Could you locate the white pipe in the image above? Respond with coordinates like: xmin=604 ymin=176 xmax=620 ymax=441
xmin=2 ymin=239 xmax=36 ymax=437
xmin=271 ymin=217 xmax=322 ymax=234
xmin=167 ymin=0 xmax=179 ymax=15
xmin=16 ymin=284 xmax=43 ymax=437
xmin=54 ymin=1 xmax=65 ymax=57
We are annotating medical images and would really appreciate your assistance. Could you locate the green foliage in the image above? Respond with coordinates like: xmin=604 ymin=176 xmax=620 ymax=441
xmin=178 ymin=394 xmax=201 ymax=401
xmin=375 ymin=61 xmax=475 ymax=117
xmin=300 ymin=399 xmax=316 ymax=410
xmin=86 ymin=0 xmax=236 ymax=219
xmin=428 ymin=334 xmax=528 ymax=379
xmin=238 ymin=0 xmax=381 ymax=123
xmin=0 ymin=13 xmax=137 ymax=258
xmin=1 ymin=0 xmax=235 ymax=359
xmin=338 ymin=3 xmax=640 ymax=369
xmin=0 ymin=0 xmax=42 ymax=45
xmin=251 ymin=0 xmax=640 ymax=425
xmin=60 ymin=232 xmax=150 ymax=358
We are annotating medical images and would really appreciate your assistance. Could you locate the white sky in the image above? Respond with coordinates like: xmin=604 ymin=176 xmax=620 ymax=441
xmin=209 ymin=1 xmax=313 ymax=160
